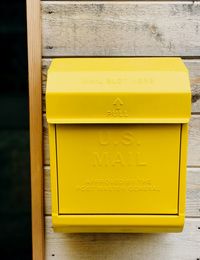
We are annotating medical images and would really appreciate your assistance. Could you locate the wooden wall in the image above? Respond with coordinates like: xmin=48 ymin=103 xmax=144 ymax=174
xmin=41 ymin=2 xmax=200 ymax=259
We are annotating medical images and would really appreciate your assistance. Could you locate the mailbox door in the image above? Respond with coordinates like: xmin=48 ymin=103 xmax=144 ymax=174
xmin=56 ymin=124 xmax=181 ymax=215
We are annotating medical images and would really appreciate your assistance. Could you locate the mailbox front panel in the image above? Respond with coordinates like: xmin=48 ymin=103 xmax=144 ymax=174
xmin=56 ymin=124 xmax=181 ymax=215
xmin=46 ymin=58 xmax=191 ymax=232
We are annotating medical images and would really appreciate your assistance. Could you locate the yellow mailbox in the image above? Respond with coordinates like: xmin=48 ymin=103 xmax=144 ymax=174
xmin=46 ymin=58 xmax=191 ymax=233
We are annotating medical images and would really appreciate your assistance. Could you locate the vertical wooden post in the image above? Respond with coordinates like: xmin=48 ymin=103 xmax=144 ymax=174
xmin=26 ymin=0 xmax=44 ymax=259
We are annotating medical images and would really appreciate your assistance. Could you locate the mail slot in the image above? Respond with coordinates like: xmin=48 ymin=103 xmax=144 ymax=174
xmin=46 ymin=58 xmax=191 ymax=233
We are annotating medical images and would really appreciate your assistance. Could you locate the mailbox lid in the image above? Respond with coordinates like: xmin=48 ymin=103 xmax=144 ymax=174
xmin=56 ymin=124 xmax=181 ymax=215
xmin=46 ymin=58 xmax=191 ymax=124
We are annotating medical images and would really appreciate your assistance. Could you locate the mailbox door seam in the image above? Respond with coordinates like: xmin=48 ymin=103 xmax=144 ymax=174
xmin=56 ymin=124 xmax=181 ymax=216
xmin=177 ymin=124 xmax=182 ymax=215
xmin=55 ymin=125 xmax=60 ymax=215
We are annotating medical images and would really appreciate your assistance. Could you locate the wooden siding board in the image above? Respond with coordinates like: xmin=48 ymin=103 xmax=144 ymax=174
xmin=188 ymin=115 xmax=200 ymax=166
xmin=42 ymin=2 xmax=200 ymax=259
xmin=42 ymin=2 xmax=200 ymax=57
xmin=45 ymin=217 xmax=200 ymax=260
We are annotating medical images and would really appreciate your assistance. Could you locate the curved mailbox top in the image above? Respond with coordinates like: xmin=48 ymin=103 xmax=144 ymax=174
xmin=46 ymin=58 xmax=191 ymax=124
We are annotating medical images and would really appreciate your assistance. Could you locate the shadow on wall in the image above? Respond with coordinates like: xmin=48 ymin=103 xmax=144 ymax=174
xmin=0 ymin=0 xmax=32 ymax=259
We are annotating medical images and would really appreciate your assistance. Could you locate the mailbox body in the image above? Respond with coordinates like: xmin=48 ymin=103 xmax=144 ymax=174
xmin=46 ymin=58 xmax=191 ymax=233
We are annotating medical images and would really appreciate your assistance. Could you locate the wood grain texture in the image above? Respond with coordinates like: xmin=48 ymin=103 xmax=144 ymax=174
xmin=42 ymin=2 xmax=200 ymax=259
xmin=186 ymin=168 xmax=200 ymax=217
xmin=42 ymin=2 xmax=200 ymax=57
xmin=44 ymin=166 xmax=200 ymax=217
xmin=45 ymin=217 xmax=200 ymax=260
xmin=27 ymin=0 xmax=44 ymax=259
xmin=188 ymin=115 xmax=200 ymax=166
xmin=42 ymin=58 xmax=200 ymax=112
xmin=42 ymin=0 xmax=197 ymax=1
xmin=43 ymin=115 xmax=200 ymax=167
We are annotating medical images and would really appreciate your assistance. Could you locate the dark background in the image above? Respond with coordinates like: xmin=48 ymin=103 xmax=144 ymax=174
xmin=0 ymin=1 xmax=32 ymax=259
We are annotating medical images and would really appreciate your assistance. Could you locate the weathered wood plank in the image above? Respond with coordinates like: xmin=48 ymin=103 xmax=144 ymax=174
xmin=186 ymin=168 xmax=200 ymax=217
xmin=44 ymin=166 xmax=200 ymax=217
xmin=45 ymin=217 xmax=200 ymax=260
xmin=43 ymin=115 xmax=200 ymax=167
xmin=186 ymin=60 xmax=200 ymax=112
xmin=188 ymin=115 xmax=200 ymax=166
xmin=42 ymin=58 xmax=200 ymax=112
xmin=42 ymin=0 xmax=196 ymax=1
xmin=27 ymin=0 xmax=44 ymax=259
xmin=42 ymin=2 xmax=200 ymax=57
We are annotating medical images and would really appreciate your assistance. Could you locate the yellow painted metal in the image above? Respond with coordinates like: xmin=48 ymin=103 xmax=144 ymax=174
xmin=46 ymin=58 xmax=191 ymax=233
xmin=46 ymin=58 xmax=190 ymax=124
xmin=57 ymin=124 xmax=180 ymax=214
